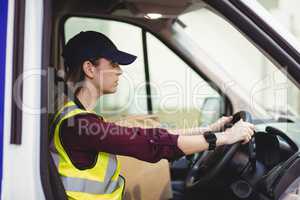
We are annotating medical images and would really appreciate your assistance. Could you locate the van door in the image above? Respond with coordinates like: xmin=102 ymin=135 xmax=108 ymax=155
xmin=2 ymin=0 xmax=46 ymax=199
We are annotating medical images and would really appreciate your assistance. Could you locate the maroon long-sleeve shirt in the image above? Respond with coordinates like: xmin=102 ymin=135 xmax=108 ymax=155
xmin=59 ymin=113 xmax=185 ymax=169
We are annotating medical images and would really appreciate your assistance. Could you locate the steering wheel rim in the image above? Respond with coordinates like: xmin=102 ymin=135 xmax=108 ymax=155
xmin=185 ymin=111 xmax=254 ymax=189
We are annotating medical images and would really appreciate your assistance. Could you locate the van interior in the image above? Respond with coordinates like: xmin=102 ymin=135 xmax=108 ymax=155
xmin=41 ymin=0 xmax=300 ymax=200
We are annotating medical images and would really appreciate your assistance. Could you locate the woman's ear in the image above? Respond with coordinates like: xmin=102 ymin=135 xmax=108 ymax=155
xmin=82 ymin=60 xmax=95 ymax=79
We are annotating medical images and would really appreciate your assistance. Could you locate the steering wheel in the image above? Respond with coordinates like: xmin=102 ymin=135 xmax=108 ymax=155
xmin=185 ymin=111 xmax=255 ymax=189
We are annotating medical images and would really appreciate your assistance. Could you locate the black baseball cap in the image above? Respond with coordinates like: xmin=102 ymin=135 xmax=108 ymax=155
xmin=62 ymin=31 xmax=137 ymax=67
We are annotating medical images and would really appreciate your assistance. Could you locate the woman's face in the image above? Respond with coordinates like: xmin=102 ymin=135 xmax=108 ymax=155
xmin=92 ymin=58 xmax=122 ymax=94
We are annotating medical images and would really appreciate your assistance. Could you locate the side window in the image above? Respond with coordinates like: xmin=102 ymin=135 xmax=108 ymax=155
xmin=146 ymin=33 xmax=222 ymax=129
xmin=64 ymin=17 xmax=148 ymax=120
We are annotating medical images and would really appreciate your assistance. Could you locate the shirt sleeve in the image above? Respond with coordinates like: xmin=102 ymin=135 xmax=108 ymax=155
xmin=59 ymin=113 xmax=185 ymax=163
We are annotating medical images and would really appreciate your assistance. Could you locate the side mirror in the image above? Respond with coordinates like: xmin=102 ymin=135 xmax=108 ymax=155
xmin=200 ymin=97 xmax=225 ymax=126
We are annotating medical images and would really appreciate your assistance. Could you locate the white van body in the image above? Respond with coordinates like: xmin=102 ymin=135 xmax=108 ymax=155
xmin=2 ymin=0 xmax=45 ymax=199
xmin=1 ymin=0 xmax=300 ymax=199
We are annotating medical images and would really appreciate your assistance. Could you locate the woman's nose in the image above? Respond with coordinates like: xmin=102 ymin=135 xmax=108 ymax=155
xmin=116 ymin=65 xmax=122 ymax=75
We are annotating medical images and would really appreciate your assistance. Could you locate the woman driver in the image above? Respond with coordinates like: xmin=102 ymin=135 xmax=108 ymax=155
xmin=49 ymin=31 xmax=254 ymax=200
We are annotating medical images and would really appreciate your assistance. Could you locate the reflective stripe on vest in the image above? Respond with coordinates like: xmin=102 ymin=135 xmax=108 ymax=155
xmin=50 ymin=101 xmax=124 ymax=200
xmin=49 ymin=105 xmax=79 ymax=153
xmin=51 ymin=151 xmax=121 ymax=194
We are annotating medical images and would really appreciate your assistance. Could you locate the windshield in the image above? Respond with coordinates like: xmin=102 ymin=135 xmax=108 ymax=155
xmin=177 ymin=7 xmax=300 ymax=118
xmin=257 ymin=0 xmax=300 ymax=43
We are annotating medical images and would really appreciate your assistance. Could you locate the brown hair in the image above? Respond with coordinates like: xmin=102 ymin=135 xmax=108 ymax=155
xmin=64 ymin=58 xmax=99 ymax=84
xmin=51 ymin=58 xmax=100 ymax=114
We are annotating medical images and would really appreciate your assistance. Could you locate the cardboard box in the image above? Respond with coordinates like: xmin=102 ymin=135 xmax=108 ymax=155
xmin=113 ymin=115 xmax=173 ymax=200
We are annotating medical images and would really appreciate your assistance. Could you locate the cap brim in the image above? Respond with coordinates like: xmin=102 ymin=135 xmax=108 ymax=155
xmin=103 ymin=49 xmax=137 ymax=65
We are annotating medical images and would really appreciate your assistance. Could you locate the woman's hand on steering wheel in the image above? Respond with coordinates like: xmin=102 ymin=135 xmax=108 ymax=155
xmin=209 ymin=116 xmax=233 ymax=132
xmin=223 ymin=119 xmax=255 ymax=145
xmin=184 ymin=111 xmax=256 ymax=189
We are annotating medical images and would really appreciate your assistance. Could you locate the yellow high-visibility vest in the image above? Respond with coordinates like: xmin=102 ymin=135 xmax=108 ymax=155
xmin=50 ymin=101 xmax=124 ymax=200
